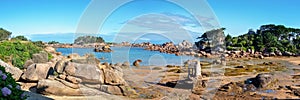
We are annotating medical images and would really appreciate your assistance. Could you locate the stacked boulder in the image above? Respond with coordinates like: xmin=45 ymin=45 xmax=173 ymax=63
xmin=36 ymin=54 xmax=136 ymax=96
xmin=19 ymin=47 xmax=136 ymax=96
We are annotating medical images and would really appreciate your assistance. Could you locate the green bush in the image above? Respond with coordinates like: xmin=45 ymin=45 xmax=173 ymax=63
xmin=11 ymin=36 xmax=28 ymax=41
xmin=0 ymin=41 xmax=44 ymax=69
xmin=0 ymin=65 xmax=28 ymax=99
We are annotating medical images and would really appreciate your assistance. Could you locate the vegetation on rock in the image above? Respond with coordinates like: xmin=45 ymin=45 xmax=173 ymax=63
xmin=0 ymin=28 xmax=12 ymax=41
xmin=0 ymin=41 xmax=46 ymax=69
xmin=197 ymin=24 xmax=300 ymax=54
xmin=74 ymin=36 xmax=105 ymax=44
xmin=0 ymin=65 xmax=27 ymax=99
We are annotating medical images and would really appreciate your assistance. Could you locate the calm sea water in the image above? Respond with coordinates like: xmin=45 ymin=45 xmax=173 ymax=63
xmin=56 ymin=47 xmax=211 ymax=66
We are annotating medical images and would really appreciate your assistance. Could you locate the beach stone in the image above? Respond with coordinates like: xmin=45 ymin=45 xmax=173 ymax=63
xmin=100 ymin=85 xmax=123 ymax=95
xmin=270 ymin=52 xmax=276 ymax=56
xmin=64 ymin=62 xmax=104 ymax=84
xmin=103 ymin=69 xmax=126 ymax=86
xmin=22 ymin=63 xmax=52 ymax=81
xmin=235 ymin=66 xmax=245 ymax=68
xmin=122 ymin=61 xmax=130 ymax=67
xmin=259 ymin=55 xmax=264 ymax=59
xmin=0 ymin=59 xmax=23 ymax=81
xmin=32 ymin=51 xmax=48 ymax=63
xmin=37 ymin=79 xmax=82 ymax=96
xmin=23 ymin=59 xmax=34 ymax=69
xmin=133 ymin=59 xmax=142 ymax=67
xmin=283 ymin=51 xmax=293 ymax=56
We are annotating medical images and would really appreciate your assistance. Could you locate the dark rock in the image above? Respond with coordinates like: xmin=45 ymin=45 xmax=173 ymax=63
xmin=234 ymin=66 xmax=245 ymax=68
xmin=249 ymin=73 xmax=274 ymax=88
xmin=133 ymin=59 xmax=142 ymax=67
xmin=283 ymin=51 xmax=293 ymax=56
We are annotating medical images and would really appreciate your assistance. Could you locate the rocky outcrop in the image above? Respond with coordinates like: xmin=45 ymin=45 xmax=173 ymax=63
xmin=0 ymin=59 xmax=23 ymax=81
xmin=246 ymin=73 xmax=275 ymax=88
xmin=36 ymin=53 xmax=136 ymax=96
xmin=178 ymin=40 xmax=193 ymax=51
xmin=94 ymin=45 xmax=113 ymax=52
xmin=64 ymin=62 xmax=104 ymax=84
xmin=21 ymin=63 xmax=52 ymax=82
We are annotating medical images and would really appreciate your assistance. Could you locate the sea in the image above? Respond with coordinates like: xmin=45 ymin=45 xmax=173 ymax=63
xmin=56 ymin=47 xmax=212 ymax=66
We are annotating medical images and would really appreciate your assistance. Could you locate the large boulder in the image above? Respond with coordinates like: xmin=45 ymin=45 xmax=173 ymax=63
xmin=246 ymin=73 xmax=275 ymax=88
xmin=103 ymin=69 xmax=126 ymax=86
xmin=0 ymin=59 xmax=23 ymax=81
xmin=23 ymin=59 xmax=34 ymax=69
xmin=22 ymin=63 xmax=52 ymax=81
xmin=32 ymin=51 xmax=48 ymax=63
xmin=133 ymin=59 xmax=142 ymax=67
xmin=54 ymin=59 xmax=67 ymax=74
xmin=37 ymin=79 xmax=83 ymax=96
xmin=64 ymin=62 xmax=104 ymax=84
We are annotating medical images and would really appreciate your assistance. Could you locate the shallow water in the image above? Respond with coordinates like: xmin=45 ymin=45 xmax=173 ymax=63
xmin=56 ymin=47 xmax=213 ymax=66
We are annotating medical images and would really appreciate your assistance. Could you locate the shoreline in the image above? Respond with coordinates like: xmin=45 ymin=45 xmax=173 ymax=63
xmin=265 ymin=57 xmax=300 ymax=65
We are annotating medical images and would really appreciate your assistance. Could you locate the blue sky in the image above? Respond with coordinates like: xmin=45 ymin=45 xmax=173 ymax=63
xmin=0 ymin=0 xmax=299 ymax=43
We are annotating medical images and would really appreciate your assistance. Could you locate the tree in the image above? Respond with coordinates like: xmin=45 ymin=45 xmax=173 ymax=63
xmin=11 ymin=36 xmax=28 ymax=41
xmin=48 ymin=41 xmax=59 ymax=44
xmin=74 ymin=36 xmax=105 ymax=44
xmin=0 ymin=28 xmax=12 ymax=41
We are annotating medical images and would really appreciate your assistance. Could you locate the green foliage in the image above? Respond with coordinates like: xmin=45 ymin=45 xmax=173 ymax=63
xmin=0 ymin=66 xmax=28 ymax=99
xmin=11 ymin=36 xmax=28 ymax=41
xmin=224 ymin=24 xmax=300 ymax=53
xmin=74 ymin=36 xmax=105 ymax=44
xmin=0 ymin=28 xmax=12 ymax=41
xmin=0 ymin=41 xmax=43 ymax=69
xmin=32 ymin=41 xmax=45 ymax=48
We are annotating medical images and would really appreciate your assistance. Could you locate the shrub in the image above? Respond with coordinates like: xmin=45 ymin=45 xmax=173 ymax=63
xmin=11 ymin=36 xmax=28 ymax=41
xmin=0 ymin=41 xmax=46 ymax=69
xmin=0 ymin=65 xmax=28 ymax=99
